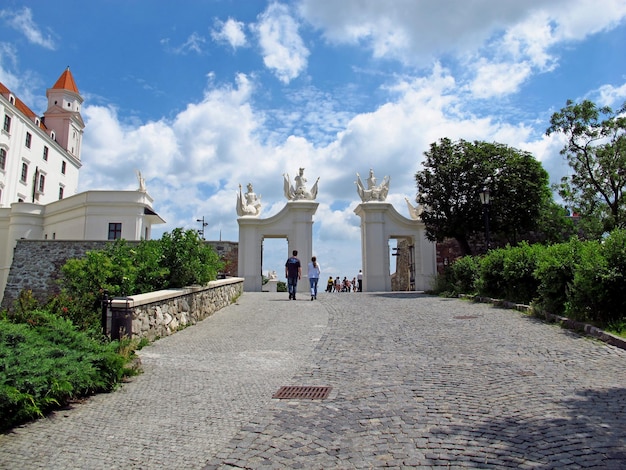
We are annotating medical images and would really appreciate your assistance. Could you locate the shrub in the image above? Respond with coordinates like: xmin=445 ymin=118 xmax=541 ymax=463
xmin=433 ymin=255 xmax=480 ymax=296
xmin=159 ymin=228 xmax=223 ymax=287
xmin=566 ymin=229 xmax=626 ymax=325
xmin=476 ymin=243 xmax=542 ymax=304
xmin=475 ymin=247 xmax=507 ymax=299
xmin=534 ymin=237 xmax=585 ymax=316
xmin=0 ymin=311 xmax=127 ymax=430
xmin=55 ymin=228 xmax=224 ymax=331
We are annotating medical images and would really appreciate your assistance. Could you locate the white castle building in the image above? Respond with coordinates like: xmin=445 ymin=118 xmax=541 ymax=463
xmin=0 ymin=67 xmax=164 ymax=303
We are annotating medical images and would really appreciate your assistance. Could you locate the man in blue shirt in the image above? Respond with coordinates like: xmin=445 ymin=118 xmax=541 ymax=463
xmin=285 ymin=250 xmax=302 ymax=300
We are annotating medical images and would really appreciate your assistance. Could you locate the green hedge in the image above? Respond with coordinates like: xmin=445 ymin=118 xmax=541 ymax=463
xmin=0 ymin=311 xmax=127 ymax=431
xmin=1 ymin=227 xmax=223 ymax=430
xmin=434 ymin=229 xmax=625 ymax=328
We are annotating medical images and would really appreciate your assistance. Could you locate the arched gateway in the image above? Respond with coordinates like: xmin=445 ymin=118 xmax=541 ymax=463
xmin=237 ymin=168 xmax=436 ymax=292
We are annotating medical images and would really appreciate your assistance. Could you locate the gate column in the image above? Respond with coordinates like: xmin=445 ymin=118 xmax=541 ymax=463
xmin=354 ymin=203 xmax=392 ymax=292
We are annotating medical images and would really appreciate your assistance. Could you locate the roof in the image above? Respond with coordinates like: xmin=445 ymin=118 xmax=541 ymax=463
xmin=51 ymin=67 xmax=79 ymax=94
xmin=0 ymin=81 xmax=47 ymax=130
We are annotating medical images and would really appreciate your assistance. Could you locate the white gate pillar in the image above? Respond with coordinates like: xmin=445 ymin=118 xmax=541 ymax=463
xmin=354 ymin=203 xmax=391 ymax=292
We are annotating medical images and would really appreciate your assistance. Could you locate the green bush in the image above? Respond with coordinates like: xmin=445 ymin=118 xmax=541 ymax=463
xmin=566 ymin=229 xmax=626 ymax=325
xmin=55 ymin=228 xmax=224 ymax=331
xmin=533 ymin=238 xmax=586 ymax=316
xmin=440 ymin=230 xmax=625 ymax=329
xmin=432 ymin=255 xmax=480 ymax=296
xmin=475 ymin=248 xmax=507 ymax=300
xmin=0 ymin=311 xmax=127 ymax=431
xmin=475 ymin=243 xmax=541 ymax=304
xmin=159 ymin=228 xmax=222 ymax=287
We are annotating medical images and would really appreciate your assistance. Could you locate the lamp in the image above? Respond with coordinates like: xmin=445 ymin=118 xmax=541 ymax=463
xmin=479 ymin=187 xmax=491 ymax=250
xmin=196 ymin=217 xmax=208 ymax=240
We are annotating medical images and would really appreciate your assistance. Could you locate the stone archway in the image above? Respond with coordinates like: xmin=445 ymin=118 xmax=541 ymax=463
xmin=238 ymin=201 xmax=318 ymax=292
xmin=354 ymin=202 xmax=436 ymax=292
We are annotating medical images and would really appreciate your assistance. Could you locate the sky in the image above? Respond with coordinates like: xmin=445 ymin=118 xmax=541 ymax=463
xmin=1 ymin=0 xmax=625 ymax=281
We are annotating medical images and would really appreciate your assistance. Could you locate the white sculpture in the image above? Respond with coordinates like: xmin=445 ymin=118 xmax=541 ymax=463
xmin=355 ymin=168 xmax=390 ymax=202
xmin=405 ymin=197 xmax=425 ymax=220
xmin=283 ymin=168 xmax=320 ymax=200
xmin=135 ymin=169 xmax=146 ymax=192
xmin=237 ymin=183 xmax=262 ymax=217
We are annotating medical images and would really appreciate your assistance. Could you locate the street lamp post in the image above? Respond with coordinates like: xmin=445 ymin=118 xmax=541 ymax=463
xmin=196 ymin=217 xmax=208 ymax=240
xmin=479 ymin=187 xmax=491 ymax=251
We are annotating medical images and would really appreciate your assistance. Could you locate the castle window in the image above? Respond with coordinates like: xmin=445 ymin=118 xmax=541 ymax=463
xmin=0 ymin=149 xmax=6 ymax=170
xmin=61 ymin=160 xmax=66 ymax=174
xmin=3 ymin=115 xmax=10 ymax=133
xmin=43 ymin=146 xmax=49 ymax=161
xmin=59 ymin=186 xmax=64 ymax=199
xmin=20 ymin=163 xmax=28 ymax=183
xmin=38 ymin=174 xmax=45 ymax=193
xmin=108 ymin=223 xmax=122 ymax=240
xmin=25 ymin=132 xmax=32 ymax=148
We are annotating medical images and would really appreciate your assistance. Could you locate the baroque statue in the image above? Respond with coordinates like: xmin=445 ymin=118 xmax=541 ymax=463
xmin=283 ymin=168 xmax=320 ymax=200
xmin=405 ymin=197 xmax=425 ymax=220
xmin=135 ymin=169 xmax=146 ymax=192
xmin=237 ymin=183 xmax=262 ymax=217
xmin=355 ymin=168 xmax=390 ymax=202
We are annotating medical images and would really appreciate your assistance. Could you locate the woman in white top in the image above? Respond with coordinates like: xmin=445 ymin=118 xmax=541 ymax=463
xmin=307 ymin=256 xmax=321 ymax=301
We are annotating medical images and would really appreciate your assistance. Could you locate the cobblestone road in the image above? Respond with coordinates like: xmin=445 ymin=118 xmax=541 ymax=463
xmin=1 ymin=292 xmax=624 ymax=469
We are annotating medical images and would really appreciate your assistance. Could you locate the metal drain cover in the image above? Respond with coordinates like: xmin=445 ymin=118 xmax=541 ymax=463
xmin=272 ymin=386 xmax=332 ymax=400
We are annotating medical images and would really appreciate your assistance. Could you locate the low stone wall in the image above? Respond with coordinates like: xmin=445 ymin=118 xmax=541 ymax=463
xmin=109 ymin=278 xmax=243 ymax=341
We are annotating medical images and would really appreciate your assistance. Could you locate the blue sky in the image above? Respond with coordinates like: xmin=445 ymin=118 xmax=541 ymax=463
xmin=1 ymin=0 xmax=625 ymax=281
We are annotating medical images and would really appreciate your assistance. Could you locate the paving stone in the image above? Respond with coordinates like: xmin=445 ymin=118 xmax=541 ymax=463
xmin=0 ymin=292 xmax=624 ymax=469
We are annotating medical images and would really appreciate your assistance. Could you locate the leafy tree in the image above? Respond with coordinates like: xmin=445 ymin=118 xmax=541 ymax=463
xmin=415 ymin=139 xmax=551 ymax=254
xmin=546 ymin=99 xmax=626 ymax=237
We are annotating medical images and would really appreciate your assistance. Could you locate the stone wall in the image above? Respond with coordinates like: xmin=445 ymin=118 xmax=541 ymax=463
xmin=109 ymin=278 xmax=243 ymax=341
xmin=1 ymin=240 xmax=121 ymax=309
xmin=1 ymin=239 xmax=239 ymax=309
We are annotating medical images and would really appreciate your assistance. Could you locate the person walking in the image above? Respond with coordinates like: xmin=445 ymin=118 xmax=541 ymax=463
xmin=326 ymin=276 xmax=334 ymax=293
xmin=307 ymin=256 xmax=321 ymax=300
xmin=285 ymin=250 xmax=301 ymax=300
xmin=357 ymin=269 xmax=363 ymax=292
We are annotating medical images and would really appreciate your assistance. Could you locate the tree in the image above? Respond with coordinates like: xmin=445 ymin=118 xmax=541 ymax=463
xmin=546 ymin=99 xmax=626 ymax=237
xmin=415 ymin=139 xmax=552 ymax=255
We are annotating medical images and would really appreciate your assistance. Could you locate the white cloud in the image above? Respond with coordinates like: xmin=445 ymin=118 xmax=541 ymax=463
xmin=253 ymin=2 xmax=309 ymax=83
xmin=298 ymin=0 xmax=561 ymax=64
xmin=212 ymin=18 xmax=247 ymax=49
xmin=0 ymin=7 xmax=56 ymax=50
xmin=595 ymin=82 xmax=626 ymax=107
xmin=469 ymin=59 xmax=532 ymax=98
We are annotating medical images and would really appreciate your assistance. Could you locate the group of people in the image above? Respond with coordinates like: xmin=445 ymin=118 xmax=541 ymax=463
xmin=284 ymin=250 xmax=363 ymax=301
xmin=325 ymin=276 xmax=360 ymax=293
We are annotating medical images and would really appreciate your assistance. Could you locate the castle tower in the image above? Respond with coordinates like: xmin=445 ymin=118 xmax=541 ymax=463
xmin=43 ymin=67 xmax=84 ymax=159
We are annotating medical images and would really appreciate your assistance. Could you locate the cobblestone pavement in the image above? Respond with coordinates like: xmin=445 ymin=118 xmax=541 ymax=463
xmin=1 ymin=292 xmax=624 ymax=469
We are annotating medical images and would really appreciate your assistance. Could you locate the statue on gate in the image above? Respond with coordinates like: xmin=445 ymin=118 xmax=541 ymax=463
xmin=283 ymin=168 xmax=320 ymax=200
xmin=237 ymin=183 xmax=262 ymax=217
xmin=355 ymin=168 xmax=390 ymax=202
xmin=405 ymin=197 xmax=425 ymax=220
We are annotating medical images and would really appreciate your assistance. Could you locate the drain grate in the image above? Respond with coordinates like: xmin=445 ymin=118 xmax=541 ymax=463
xmin=272 ymin=386 xmax=332 ymax=400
